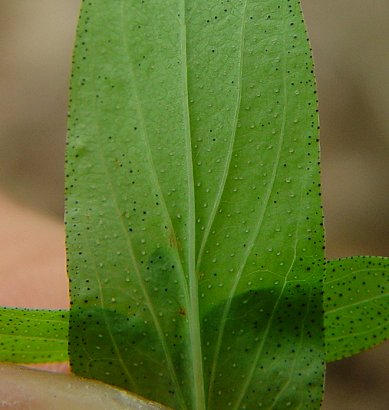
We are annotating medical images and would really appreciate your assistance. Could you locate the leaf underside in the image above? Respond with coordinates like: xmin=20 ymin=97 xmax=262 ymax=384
xmin=0 ymin=308 xmax=68 ymax=364
xmin=66 ymin=1 xmax=324 ymax=409
xmin=324 ymin=256 xmax=389 ymax=362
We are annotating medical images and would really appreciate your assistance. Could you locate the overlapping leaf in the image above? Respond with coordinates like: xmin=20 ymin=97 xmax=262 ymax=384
xmin=0 ymin=308 xmax=68 ymax=363
xmin=66 ymin=1 xmax=324 ymax=409
xmin=324 ymin=256 xmax=389 ymax=362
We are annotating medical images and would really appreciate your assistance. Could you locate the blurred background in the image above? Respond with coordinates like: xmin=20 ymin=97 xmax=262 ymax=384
xmin=0 ymin=0 xmax=387 ymax=408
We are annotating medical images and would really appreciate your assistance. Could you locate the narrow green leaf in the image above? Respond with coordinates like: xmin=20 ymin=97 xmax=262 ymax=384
xmin=0 ymin=307 xmax=69 ymax=363
xmin=66 ymin=1 xmax=324 ymax=409
xmin=324 ymin=256 xmax=389 ymax=362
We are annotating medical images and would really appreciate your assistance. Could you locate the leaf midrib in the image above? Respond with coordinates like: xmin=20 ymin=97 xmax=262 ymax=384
xmin=325 ymin=293 xmax=387 ymax=314
xmin=180 ymin=2 xmax=206 ymax=409
xmin=326 ymin=323 xmax=387 ymax=342
xmin=325 ymin=265 xmax=388 ymax=285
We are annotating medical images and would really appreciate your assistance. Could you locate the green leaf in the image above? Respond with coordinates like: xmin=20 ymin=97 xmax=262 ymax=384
xmin=0 ymin=307 xmax=69 ymax=363
xmin=66 ymin=1 xmax=324 ymax=409
xmin=324 ymin=256 xmax=389 ymax=362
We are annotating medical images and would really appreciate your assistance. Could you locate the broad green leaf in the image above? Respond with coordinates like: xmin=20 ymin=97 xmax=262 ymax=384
xmin=0 ymin=308 xmax=68 ymax=363
xmin=324 ymin=256 xmax=389 ymax=362
xmin=66 ymin=1 xmax=324 ymax=409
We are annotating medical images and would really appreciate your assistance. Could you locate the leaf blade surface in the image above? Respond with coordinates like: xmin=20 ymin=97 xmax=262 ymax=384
xmin=324 ymin=256 xmax=389 ymax=362
xmin=66 ymin=1 xmax=325 ymax=409
xmin=187 ymin=2 xmax=325 ymax=408
xmin=0 ymin=308 xmax=68 ymax=363
xmin=67 ymin=2 xmax=202 ymax=408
